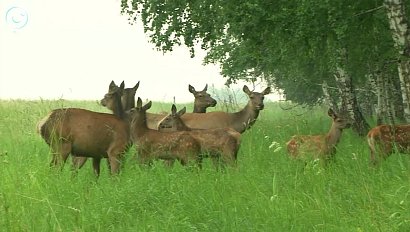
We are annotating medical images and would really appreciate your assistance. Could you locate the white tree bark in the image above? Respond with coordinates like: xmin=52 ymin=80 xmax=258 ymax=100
xmin=321 ymin=81 xmax=339 ymax=111
xmin=385 ymin=0 xmax=410 ymax=122
xmin=334 ymin=66 xmax=370 ymax=136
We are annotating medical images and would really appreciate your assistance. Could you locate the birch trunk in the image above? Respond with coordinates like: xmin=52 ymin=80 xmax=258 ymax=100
xmin=381 ymin=75 xmax=397 ymax=125
xmin=384 ymin=0 xmax=410 ymax=122
xmin=335 ymin=67 xmax=370 ymax=136
xmin=321 ymin=81 xmax=339 ymax=112
xmin=361 ymin=77 xmax=375 ymax=117
xmin=370 ymin=73 xmax=387 ymax=125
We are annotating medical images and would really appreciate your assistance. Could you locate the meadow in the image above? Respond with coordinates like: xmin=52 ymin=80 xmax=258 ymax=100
xmin=0 ymin=99 xmax=409 ymax=231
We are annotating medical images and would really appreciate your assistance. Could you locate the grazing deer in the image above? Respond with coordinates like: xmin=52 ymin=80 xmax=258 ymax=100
xmin=367 ymin=124 xmax=410 ymax=165
xmin=158 ymin=104 xmax=240 ymax=167
xmin=148 ymin=85 xmax=271 ymax=132
xmin=189 ymin=84 xmax=217 ymax=113
xmin=37 ymin=83 xmax=130 ymax=175
xmin=71 ymin=80 xmax=140 ymax=168
xmin=129 ymin=98 xmax=201 ymax=166
xmin=286 ymin=109 xmax=351 ymax=162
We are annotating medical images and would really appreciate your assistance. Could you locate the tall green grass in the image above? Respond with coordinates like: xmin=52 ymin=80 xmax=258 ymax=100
xmin=0 ymin=99 xmax=409 ymax=231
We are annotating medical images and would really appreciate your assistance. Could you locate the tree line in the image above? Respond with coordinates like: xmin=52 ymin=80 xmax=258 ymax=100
xmin=121 ymin=0 xmax=410 ymax=136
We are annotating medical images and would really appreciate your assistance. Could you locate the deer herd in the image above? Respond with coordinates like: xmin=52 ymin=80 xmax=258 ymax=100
xmin=37 ymin=81 xmax=410 ymax=176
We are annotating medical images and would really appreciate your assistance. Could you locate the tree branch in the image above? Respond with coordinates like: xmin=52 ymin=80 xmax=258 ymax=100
xmin=353 ymin=5 xmax=385 ymax=17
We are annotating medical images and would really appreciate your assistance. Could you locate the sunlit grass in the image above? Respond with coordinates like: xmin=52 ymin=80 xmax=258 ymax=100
xmin=0 ymin=99 xmax=409 ymax=231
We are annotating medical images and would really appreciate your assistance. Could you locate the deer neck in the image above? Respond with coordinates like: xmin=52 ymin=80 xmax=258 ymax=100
xmin=130 ymin=113 xmax=150 ymax=138
xmin=193 ymin=101 xmax=206 ymax=113
xmin=233 ymin=101 xmax=260 ymax=133
xmin=122 ymin=95 xmax=135 ymax=111
xmin=112 ymin=95 xmax=126 ymax=119
xmin=176 ymin=119 xmax=191 ymax=131
xmin=325 ymin=124 xmax=343 ymax=150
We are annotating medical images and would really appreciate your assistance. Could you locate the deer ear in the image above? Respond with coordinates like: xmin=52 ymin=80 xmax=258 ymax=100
xmin=119 ymin=81 xmax=125 ymax=91
xmin=137 ymin=97 xmax=142 ymax=108
xmin=171 ymin=104 xmax=177 ymax=114
xmin=133 ymin=81 xmax=140 ymax=91
xmin=203 ymin=84 xmax=208 ymax=91
xmin=178 ymin=107 xmax=186 ymax=116
xmin=262 ymin=87 xmax=271 ymax=95
xmin=243 ymin=85 xmax=252 ymax=95
xmin=188 ymin=84 xmax=196 ymax=94
xmin=328 ymin=108 xmax=337 ymax=119
xmin=143 ymin=101 xmax=152 ymax=111
xmin=109 ymin=80 xmax=117 ymax=91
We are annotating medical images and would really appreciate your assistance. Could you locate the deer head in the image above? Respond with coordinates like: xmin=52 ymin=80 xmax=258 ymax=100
xmin=243 ymin=85 xmax=271 ymax=110
xmin=189 ymin=84 xmax=217 ymax=113
xmin=157 ymin=104 xmax=188 ymax=131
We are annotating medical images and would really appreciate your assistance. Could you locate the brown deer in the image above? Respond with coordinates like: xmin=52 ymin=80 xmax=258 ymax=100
xmin=129 ymin=98 xmax=201 ymax=166
xmin=286 ymin=109 xmax=351 ymax=162
xmin=367 ymin=124 xmax=410 ymax=165
xmin=189 ymin=84 xmax=217 ymax=113
xmin=148 ymin=85 xmax=271 ymax=132
xmin=117 ymin=81 xmax=140 ymax=111
xmin=71 ymin=80 xmax=140 ymax=169
xmin=37 ymin=83 xmax=130 ymax=175
xmin=145 ymin=83 xmax=219 ymax=129
xmin=158 ymin=104 xmax=240 ymax=167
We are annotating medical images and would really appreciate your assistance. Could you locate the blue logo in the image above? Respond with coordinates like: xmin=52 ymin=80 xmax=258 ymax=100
xmin=6 ymin=7 xmax=29 ymax=30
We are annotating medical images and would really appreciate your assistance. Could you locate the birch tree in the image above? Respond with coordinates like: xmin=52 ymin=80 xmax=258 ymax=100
xmin=384 ymin=0 xmax=410 ymax=122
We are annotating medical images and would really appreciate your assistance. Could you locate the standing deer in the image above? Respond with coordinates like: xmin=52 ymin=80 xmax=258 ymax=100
xmin=148 ymin=85 xmax=271 ymax=132
xmin=158 ymin=104 xmax=240 ymax=167
xmin=286 ymin=109 xmax=351 ymax=162
xmin=145 ymin=83 xmax=218 ymax=129
xmin=129 ymin=98 xmax=201 ymax=166
xmin=71 ymin=80 xmax=140 ymax=169
xmin=117 ymin=81 xmax=140 ymax=111
xmin=188 ymin=84 xmax=217 ymax=113
xmin=37 ymin=83 xmax=130 ymax=175
xmin=367 ymin=124 xmax=410 ymax=165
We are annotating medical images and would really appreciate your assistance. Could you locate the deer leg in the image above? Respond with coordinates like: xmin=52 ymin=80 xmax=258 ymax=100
xmin=163 ymin=159 xmax=175 ymax=167
xmin=50 ymin=141 xmax=71 ymax=168
xmin=92 ymin=158 xmax=102 ymax=176
xmin=72 ymin=156 xmax=88 ymax=169
xmin=107 ymin=143 xmax=127 ymax=174
xmin=369 ymin=146 xmax=377 ymax=166
xmin=108 ymin=155 xmax=120 ymax=174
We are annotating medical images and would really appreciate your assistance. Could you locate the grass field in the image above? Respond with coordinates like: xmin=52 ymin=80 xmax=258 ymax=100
xmin=0 ymin=99 xmax=409 ymax=231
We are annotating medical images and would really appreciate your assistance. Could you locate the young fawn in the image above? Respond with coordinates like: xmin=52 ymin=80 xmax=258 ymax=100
xmin=367 ymin=124 xmax=410 ymax=165
xmin=158 ymin=104 xmax=240 ymax=167
xmin=37 ymin=83 xmax=130 ymax=175
xmin=286 ymin=109 xmax=351 ymax=162
xmin=129 ymin=98 xmax=202 ymax=166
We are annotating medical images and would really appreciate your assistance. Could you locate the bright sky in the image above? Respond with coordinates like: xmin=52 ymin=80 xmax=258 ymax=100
xmin=0 ymin=0 xmax=279 ymax=103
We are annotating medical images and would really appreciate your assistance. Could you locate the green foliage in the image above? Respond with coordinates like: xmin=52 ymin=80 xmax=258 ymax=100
xmin=1 ymin=100 xmax=410 ymax=231
xmin=121 ymin=0 xmax=400 ymax=105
